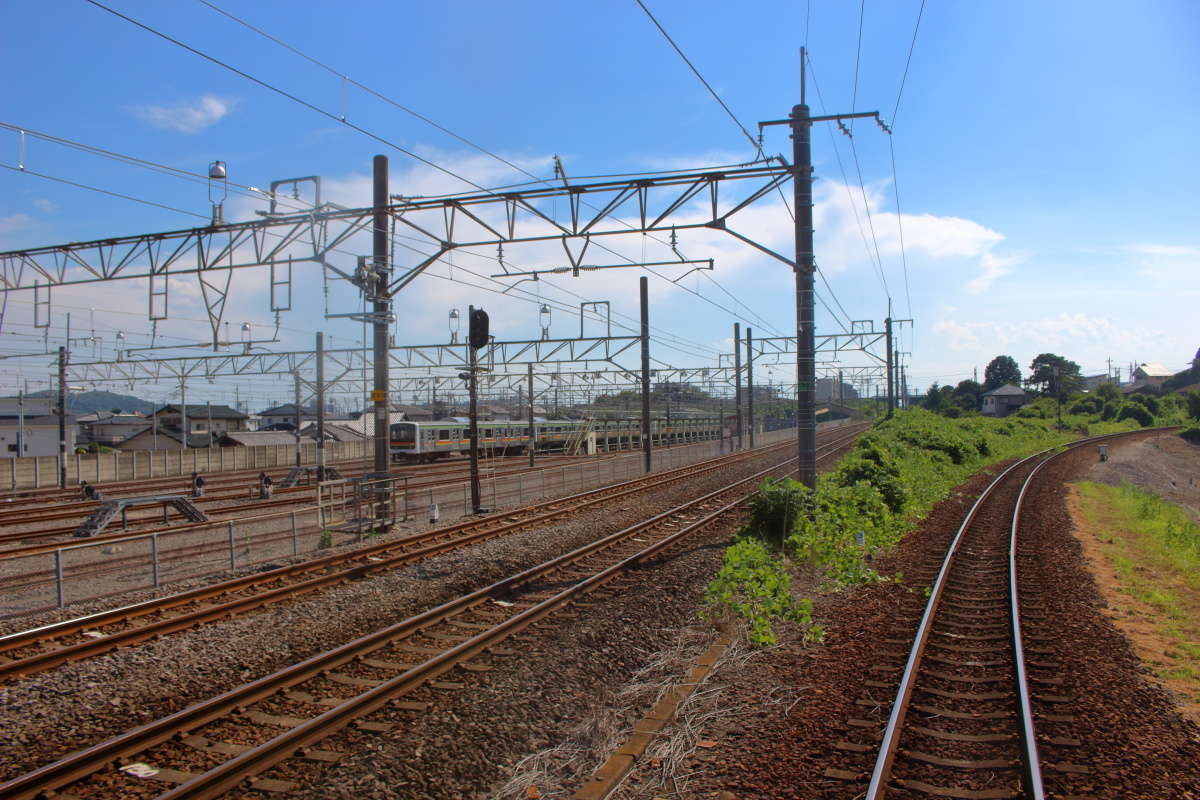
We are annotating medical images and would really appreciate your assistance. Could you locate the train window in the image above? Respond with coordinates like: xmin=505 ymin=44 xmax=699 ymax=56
xmin=524 ymin=427 xmax=531 ymax=436
xmin=439 ymin=429 xmax=449 ymax=439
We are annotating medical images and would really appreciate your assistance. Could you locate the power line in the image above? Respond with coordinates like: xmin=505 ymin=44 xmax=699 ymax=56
xmin=888 ymin=0 xmax=926 ymax=320
xmin=891 ymin=0 xmax=927 ymax=126
xmin=846 ymin=0 xmax=891 ymax=304
xmin=93 ymin=0 xmax=785 ymax=339
xmin=805 ymin=56 xmax=892 ymax=305
xmin=1 ymin=162 xmax=205 ymax=219
xmin=633 ymin=0 xmax=760 ymax=153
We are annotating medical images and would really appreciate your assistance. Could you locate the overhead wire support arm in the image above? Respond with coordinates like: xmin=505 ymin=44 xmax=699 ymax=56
xmin=490 ymin=259 xmax=713 ymax=281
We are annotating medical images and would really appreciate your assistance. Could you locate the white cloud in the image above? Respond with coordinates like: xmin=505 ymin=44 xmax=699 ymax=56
xmin=127 ymin=95 xmax=236 ymax=134
xmin=33 ymin=199 xmax=58 ymax=214
xmin=1126 ymin=243 xmax=1200 ymax=258
xmin=0 ymin=213 xmax=32 ymax=234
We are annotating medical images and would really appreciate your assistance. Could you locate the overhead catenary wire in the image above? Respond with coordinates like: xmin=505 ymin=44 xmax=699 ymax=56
xmin=804 ymin=55 xmax=892 ymax=306
xmin=846 ymin=0 xmax=891 ymax=304
xmin=888 ymin=0 xmax=926 ymax=320
xmin=191 ymin=0 xmax=784 ymax=337
xmin=632 ymin=0 xmax=761 ymax=153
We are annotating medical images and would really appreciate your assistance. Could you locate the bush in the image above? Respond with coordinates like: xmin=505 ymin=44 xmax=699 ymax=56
xmin=738 ymin=478 xmax=808 ymax=548
xmin=1117 ymin=404 xmax=1154 ymax=427
xmin=1129 ymin=394 xmax=1161 ymax=415
xmin=703 ymin=539 xmax=822 ymax=646
xmin=788 ymin=482 xmax=892 ymax=585
xmin=1187 ymin=391 xmax=1200 ymax=421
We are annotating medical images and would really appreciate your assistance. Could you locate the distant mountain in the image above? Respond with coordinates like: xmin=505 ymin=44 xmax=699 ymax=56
xmin=26 ymin=389 xmax=156 ymax=415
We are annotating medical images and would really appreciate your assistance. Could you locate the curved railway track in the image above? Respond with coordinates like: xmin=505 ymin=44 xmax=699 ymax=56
xmin=836 ymin=430 xmax=1158 ymax=800
xmin=0 ymin=426 xmax=866 ymax=684
xmin=0 ymin=433 xmax=860 ymax=800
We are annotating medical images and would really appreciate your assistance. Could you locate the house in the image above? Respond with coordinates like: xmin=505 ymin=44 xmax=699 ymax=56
xmin=218 ymin=430 xmax=307 ymax=447
xmin=389 ymin=404 xmax=435 ymax=421
xmin=1081 ymin=374 xmax=1114 ymax=392
xmin=980 ymin=384 xmax=1030 ymax=417
xmin=81 ymin=412 xmax=151 ymax=446
xmin=152 ymin=404 xmax=248 ymax=436
xmin=0 ymin=415 xmax=76 ymax=457
xmin=0 ymin=396 xmax=74 ymax=457
xmin=300 ymin=422 xmax=366 ymax=443
xmin=116 ymin=426 xmax=215 ymax=451
xmin=1133 ymin=363 xmax=1173 ymax=386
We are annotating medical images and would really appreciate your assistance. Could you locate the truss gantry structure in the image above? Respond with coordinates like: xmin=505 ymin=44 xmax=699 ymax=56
xmin=0 ymin=163 xmax=793 ymax=341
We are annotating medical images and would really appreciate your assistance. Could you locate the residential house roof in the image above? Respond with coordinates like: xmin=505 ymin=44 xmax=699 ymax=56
xmin=219 ymin=430 xmax=306 ymax=447
xmin=154 ymin=404 xmax=247 ymax=420
xmin=1135 ymin=362 xmax=1173 ymax=378
xmin=300 ymin=422 xmax=366 ymax=442
xmin=982 ymin=384 xmax=1028 ymax=397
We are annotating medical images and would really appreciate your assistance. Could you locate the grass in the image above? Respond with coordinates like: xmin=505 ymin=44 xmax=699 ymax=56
xmin=1074 ymin=481 xmax=1200 ymax=700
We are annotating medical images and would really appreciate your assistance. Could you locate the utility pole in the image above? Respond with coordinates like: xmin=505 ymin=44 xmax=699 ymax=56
xmin=57 ymin=346 xmax=67 ymax=489
xmin=181 ymin=379 xmax=188 ymax=449
xmin=16 ymin=388 xmax=24 ymax=460
xmin=640 ymin=276 xmax=652 ymax=473
xmin=759 ymin=48 xmax=880 ymax=488
xmin=371 ymin=154 xmax=391 ymax=476
xmin=467 ymin=307 xmax=481 ymax=513
xmin=733 ymin=322 xmax=743 ymax=450
xmin=746 ymin=327 xmax=755 ymax=448
xmin=527 ymin=362 xmax=535 ymax=468
xmin=885 ymin=315 xmax=894 ymax=418
xmin=293 ymin=372 xmax=302 ymax=466
xmin=316 ymin=331 xmax=326 ymax=479
xmin=895 ymin=349 xmax=902 ymax=411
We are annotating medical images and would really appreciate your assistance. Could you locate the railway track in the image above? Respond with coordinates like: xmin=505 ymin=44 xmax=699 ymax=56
xmin=832 ymin=431 xmax=1153 ymax=800
xmin=0 ymin=427 xmax=865 ymax=684
xmin=0 ymin=450 xmax=646 ymax=548
xmin=0 ymin=430 xmax=859 ymax=800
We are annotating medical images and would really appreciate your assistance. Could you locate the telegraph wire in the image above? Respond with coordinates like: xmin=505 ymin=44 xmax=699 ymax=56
xmin=632 ymin=0 xmax=761 ymax=153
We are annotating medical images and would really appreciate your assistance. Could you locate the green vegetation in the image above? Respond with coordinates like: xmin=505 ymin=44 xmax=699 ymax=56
xmin=703 ymin=539 xmax=822 ymax=647
xmin=705 ymin=406 xmax=1160 ymax=646
xmin=1075 ymin=481 xmax=1200 ymax=699
xmin=318 ymin=529 xmax=334 ymax=549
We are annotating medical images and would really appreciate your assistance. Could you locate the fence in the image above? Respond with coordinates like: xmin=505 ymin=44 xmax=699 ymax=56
xmin=2 ymin=439 xmax=372 ymax=491
xmin=0 ymin=422 xmax=845 ymax=618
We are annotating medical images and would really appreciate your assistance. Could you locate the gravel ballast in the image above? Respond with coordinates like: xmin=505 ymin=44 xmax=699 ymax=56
xmin=0 ymin=446 xmax=797 ymax=784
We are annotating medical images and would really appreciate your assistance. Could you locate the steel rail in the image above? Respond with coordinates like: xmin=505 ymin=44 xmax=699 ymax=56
xmin=863 ymin=427 xmax=1176 ymax=799
xmin=0 ymin=450 xmax=646 ymax=544
xmin=0 ymin=440 xmax=839 ymax=800
xmin=0 ymin=432 xmax=864 ymax=680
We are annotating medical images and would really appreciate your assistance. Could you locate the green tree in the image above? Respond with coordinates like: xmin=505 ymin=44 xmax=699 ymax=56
xmin=951 ymin=379 xmax=982 ymax=412
xmin=923 ymin=383 xmax=947 ymax=411
xmin=1027 ymin=353 xmax=1083 ymax=396
xmin=983 ymin=355 xmax=1022 ymax=392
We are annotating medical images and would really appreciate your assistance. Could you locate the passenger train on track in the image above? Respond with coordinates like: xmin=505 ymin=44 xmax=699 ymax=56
xmin=389 ymin=417 xmax=724 ymax=462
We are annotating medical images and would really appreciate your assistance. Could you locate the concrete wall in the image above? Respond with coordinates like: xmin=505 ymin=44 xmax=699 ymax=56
xmin=2 ymin=438 xmax=370 ymax=490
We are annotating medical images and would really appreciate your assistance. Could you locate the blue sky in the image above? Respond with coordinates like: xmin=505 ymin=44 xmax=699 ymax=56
xmin=1 ymin=0 xmax=1197 ymax=408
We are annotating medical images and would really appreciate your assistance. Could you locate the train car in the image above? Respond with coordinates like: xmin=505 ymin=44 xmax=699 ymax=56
xmin=389 ymin=415 xmax=723 ymax=462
